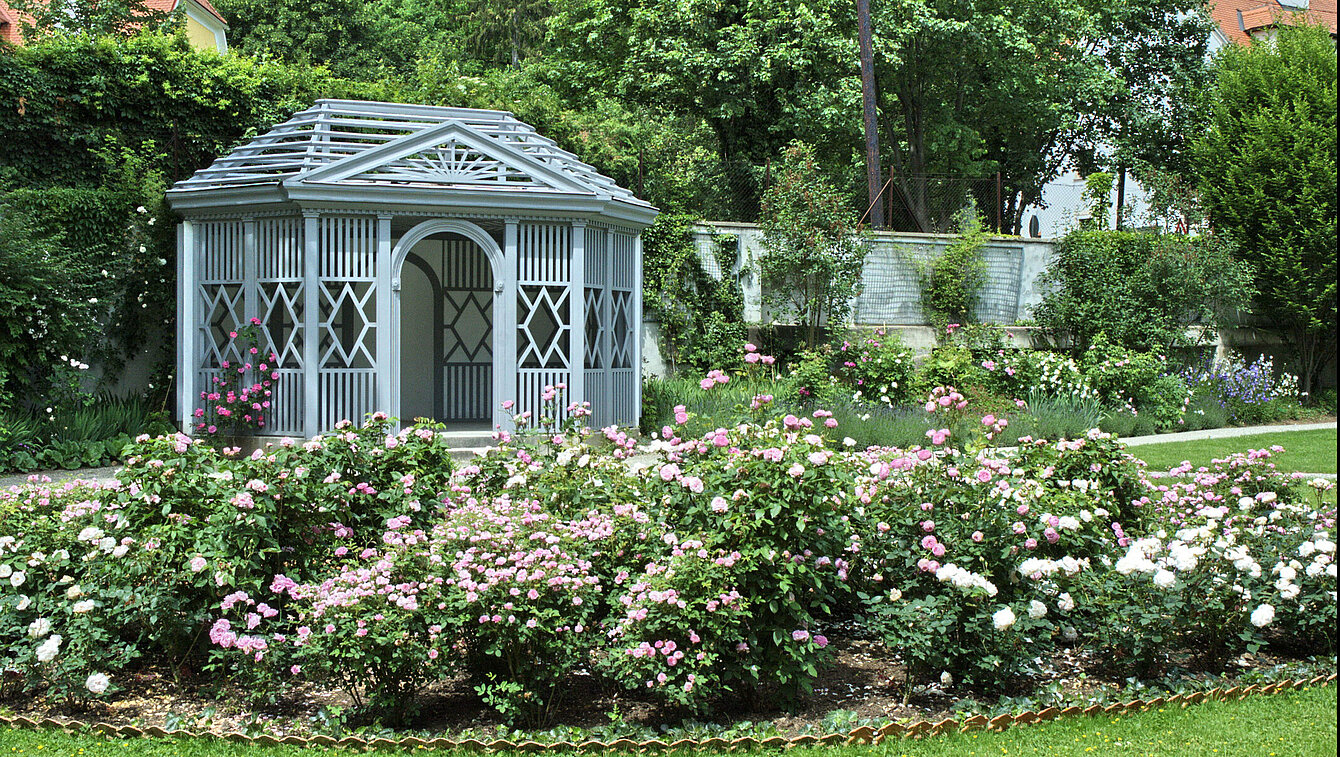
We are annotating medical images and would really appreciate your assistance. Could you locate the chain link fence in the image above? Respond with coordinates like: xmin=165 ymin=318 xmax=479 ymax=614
xmin=639 ymin=157 xmax=1093 ymax=237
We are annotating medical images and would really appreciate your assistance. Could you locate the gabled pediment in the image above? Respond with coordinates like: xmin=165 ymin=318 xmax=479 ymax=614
xmin=286 ymin=119 xmax=594 ymax=195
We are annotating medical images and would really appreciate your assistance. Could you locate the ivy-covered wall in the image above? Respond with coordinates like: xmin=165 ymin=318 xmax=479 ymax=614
xmin=0 ymin=34 xmax=396 ymax=409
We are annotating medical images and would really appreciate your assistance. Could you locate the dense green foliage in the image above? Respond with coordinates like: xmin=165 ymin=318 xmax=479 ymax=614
xmin=916 ymin=207 xmax=989 ymax=327
xmin=641 ymin=214 xmax=747 ymax=373
xmin=759 ymin=143 xmax=868 ymax=347
xmin=1194 ymin=23 xmax=1338 ymax=400
xmin=4 ymin=0 xmax=175 ymax=41
xmin=1033 ymin=229 xmax=1254 ymax=353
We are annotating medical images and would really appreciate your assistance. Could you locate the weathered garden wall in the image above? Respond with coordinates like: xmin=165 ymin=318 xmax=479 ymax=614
xmin=693 ymin=222 xmax=1057 ymax=326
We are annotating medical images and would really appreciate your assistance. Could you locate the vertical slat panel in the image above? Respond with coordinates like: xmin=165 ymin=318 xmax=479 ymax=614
xmin=255 ymin=216 xmax=306 ymax=435
xmin=317 ymin=216 xmax=377 ymax=431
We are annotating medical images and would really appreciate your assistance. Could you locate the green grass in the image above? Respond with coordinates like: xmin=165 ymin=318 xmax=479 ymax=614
xmin=1131 ymin=429 xmax=1338 ymax=475
xmin=0 ymin=685 xmax=1335 ymax=756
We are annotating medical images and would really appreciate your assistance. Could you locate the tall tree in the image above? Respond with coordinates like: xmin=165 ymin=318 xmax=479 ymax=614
xmin=869 ymin=0 xmax=1210 ymax=233
xmin=461 ymin=0 xmax=551 ymax=70
xmin=855 ymin=0 xmax=883 ymax=227
xmin=212 ymin=0 xmax=423 ymax=76
xmin=1194 ymin=23 xmax=1337 ymax=400
xmin=547 ymin=0 xmax=859 ymax=165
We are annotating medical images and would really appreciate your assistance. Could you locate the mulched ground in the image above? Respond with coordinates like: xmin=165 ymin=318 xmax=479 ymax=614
xmin=1 ymin=635 xmax=1308 ymax=740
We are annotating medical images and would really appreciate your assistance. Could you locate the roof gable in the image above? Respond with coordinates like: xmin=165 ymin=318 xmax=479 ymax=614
xmin=292 ymin=118 xmax=593 ymax=195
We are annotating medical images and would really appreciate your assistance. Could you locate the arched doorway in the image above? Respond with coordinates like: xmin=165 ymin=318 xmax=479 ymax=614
xmin=392 ymin=221 xmax=503 ymax=427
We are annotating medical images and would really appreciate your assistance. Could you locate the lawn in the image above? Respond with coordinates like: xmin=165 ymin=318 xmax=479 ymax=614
xmin=0 ymin=685 xmax=1334 ymax=757
xmin=1131 ymin=428 xmax=1338 ymax=476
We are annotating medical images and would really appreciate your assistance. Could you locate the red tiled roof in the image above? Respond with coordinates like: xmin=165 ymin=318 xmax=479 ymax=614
xmin=0 ymin=0 xmax=225 ymax=45
xmin=1208 ymin=0 xmax=1338 ymax=46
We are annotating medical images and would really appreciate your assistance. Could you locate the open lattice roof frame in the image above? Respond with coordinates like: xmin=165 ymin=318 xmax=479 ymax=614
xmin=170 ymin=99 xmax=649 ymax=208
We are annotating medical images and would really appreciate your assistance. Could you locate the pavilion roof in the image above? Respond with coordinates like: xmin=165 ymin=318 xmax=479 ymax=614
xmin=170 ymin=99 xmax=649 ymax=208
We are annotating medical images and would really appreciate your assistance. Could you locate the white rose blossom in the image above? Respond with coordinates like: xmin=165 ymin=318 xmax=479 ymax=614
xmin=35 ymin=634 xmax=62 ymax=663
xmin=1250 ymin=604 xmax=1275 ymax=628
xmin=86 ymin=672 xmax=110 ymax=694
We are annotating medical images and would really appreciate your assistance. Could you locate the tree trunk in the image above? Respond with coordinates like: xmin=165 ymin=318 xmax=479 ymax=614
xmin=856 ymin=0 xmax=883 ymax=228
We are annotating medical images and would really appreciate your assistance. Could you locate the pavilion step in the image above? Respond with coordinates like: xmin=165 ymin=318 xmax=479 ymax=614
xmin=437 ymin=431 xmax=498 ymax=449
xmin=448 ymin=446 xmax=492 ymax=461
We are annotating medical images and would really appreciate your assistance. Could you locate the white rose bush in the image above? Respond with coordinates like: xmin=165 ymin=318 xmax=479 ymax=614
xmin=1 ymin=372 xmax=1334 ymax=727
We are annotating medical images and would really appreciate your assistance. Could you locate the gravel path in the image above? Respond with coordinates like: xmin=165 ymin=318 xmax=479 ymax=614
xmin=0 ymin=466 xmax=121 ymax=490
xmin=2 ymin=421 xmax=1333 ymax=490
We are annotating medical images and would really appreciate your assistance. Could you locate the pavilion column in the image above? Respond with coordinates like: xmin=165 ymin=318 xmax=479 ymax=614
xmin=242 ymin=217 xmax=258 ymax=326
xmin=569 ymin=221 xmax=586 ymax=414
xmin=602 ymin=228 xmax=615 ymax=426
xmin=496 ymin=218 xmax=520 ymax=431
xmin=302 ymin=211 xmax=320 ymax=437
xmin=375 ymin=213 xmax=393 ymax=416
xmin=633 ymin=234 xmax=644 ymax=426
xmin=177 ymin=220 xmax=197 ymax=432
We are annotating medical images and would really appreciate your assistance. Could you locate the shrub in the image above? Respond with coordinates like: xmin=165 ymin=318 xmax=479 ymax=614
xmin=1074 ymin=451 xmax=1336 ymax=672
xmin=1080 ymin=335 xmax=1169 ymax=405
xmin=644 ymin=416 xmax=856 ymax=700
xmin=916 ymin=206 xmax=990 ymax=327
xmin=858 ymin=428 xmax=1139 ymax=691
xmin=0 ymin=415 xmax=456 ymax=702
xmin=0 ymin=200 xmax=101 ymax=412
xmin=832 ymin=331 xmax=916 ymax=407
xmin=597 ymin=548 xmax=752 ymax=711
xmin=759 ymin=142 xmax=869 ymax=348
xmin=192 ymin=321 xmax=281 ymax=438
xmin=1033 ymin=230 xmax=1253 ymax=353
xmin=3 ymin=386 xmax=1335 ymax=727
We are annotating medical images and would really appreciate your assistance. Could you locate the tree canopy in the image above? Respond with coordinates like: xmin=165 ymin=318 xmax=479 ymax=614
xmin=1194 ymin=23 xmax=1338 ymax=398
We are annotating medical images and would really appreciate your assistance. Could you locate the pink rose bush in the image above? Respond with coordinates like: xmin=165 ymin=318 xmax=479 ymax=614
xmin=3 ymin=380 xmax=1334 ymax=729
xmin=194 ymin=320 xmax=280 ymax=438
xmin=0 ymin=414 xmax=456 ymax=703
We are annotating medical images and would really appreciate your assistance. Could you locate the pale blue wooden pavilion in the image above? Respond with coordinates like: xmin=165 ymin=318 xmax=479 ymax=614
xmin=167 ymin=99 xmax=657 ymax=437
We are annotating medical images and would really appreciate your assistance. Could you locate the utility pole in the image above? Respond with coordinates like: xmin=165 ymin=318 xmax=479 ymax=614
xmin=856 ymin=0 xmax=883 ymax=228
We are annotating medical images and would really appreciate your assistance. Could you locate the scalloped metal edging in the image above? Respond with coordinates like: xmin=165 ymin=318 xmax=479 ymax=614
xmin=0 ymin=674 xmax=1333 ymax=752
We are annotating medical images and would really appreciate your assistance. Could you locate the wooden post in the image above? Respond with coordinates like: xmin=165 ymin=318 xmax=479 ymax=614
xmin=302 ymin=211 xmax=320 ymax=437
xmin=633 ymin=233 xmax=644 ymax=428
xmin=569 ymin=221 xmax=586 ymax=416
xmin=375 ymin=213 xmax=393 ymax=416
xmin=995 ymin=172 xmax=1003 ymax=234
xmin=243 ymin=218 xmax=258 ymax=326
xmin=177 ymin=221 xmax=197 ymax=431
xmin=497 ymin=218 xmax=520 ymax=431
xmin=604 ymin=228 xmax=615 ymax=427
xmin=1115 ymin=165 xmax=1127 ymax=230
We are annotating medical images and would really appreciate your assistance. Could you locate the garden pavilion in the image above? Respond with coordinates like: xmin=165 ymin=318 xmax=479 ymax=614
xmin=167 ymin=99 xmax=656 ymax=438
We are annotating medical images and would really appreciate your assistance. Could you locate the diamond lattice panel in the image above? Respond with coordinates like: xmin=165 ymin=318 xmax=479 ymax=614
xmin=518 ymin=285 xmax=570 ymax=369
xmin=200 ymin=283 xmax=245 ymax=369
xmin=610 ymin=290 xmax=633 ymax=370
xmin=260 ymin=282 xmax=304 ymax=368
xmin=584 ymin=287 xmax=607 ymax=370
xmin=319 ymin=281 xmax=376 ymax=369
xmin=443 ymin=290 xmax=493 ymax=363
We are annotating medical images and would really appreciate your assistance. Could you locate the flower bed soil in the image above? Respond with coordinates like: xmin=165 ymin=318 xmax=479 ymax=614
xmin=0 ymin=640 xmax=1325 ymax=741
